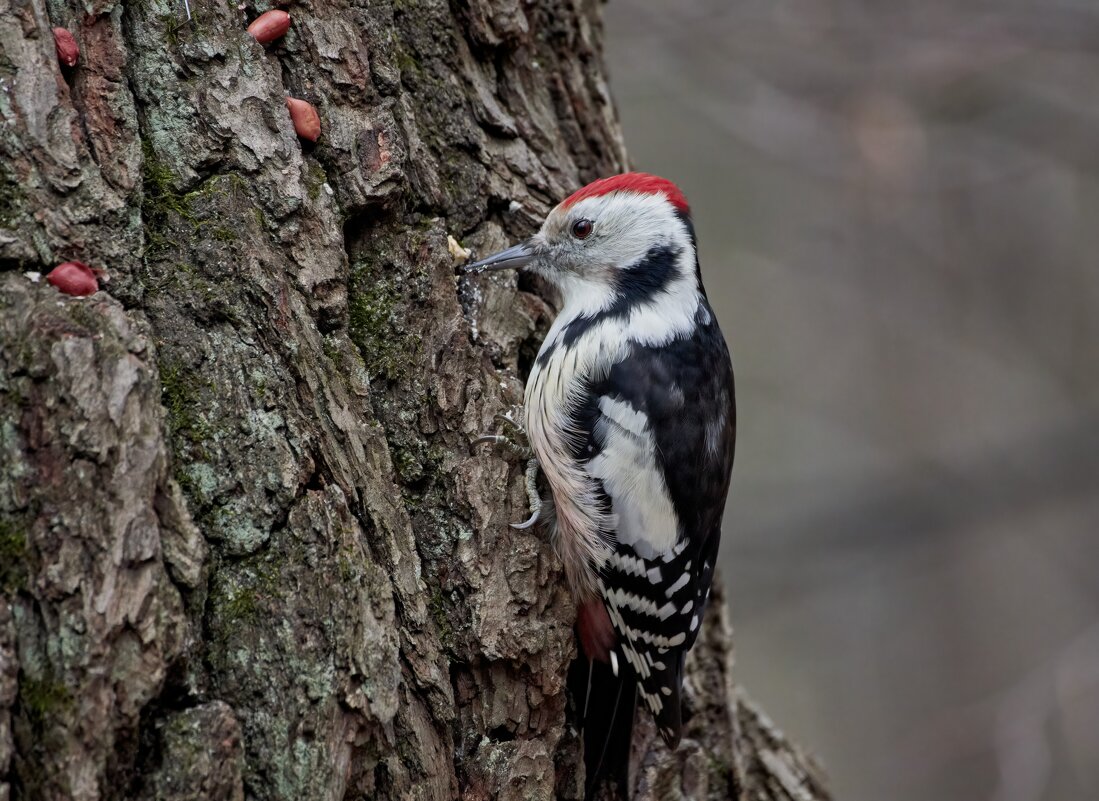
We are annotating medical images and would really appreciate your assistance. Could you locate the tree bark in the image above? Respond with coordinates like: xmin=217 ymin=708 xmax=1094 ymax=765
xmin=0 ymin=1 xmax=832 ymax=799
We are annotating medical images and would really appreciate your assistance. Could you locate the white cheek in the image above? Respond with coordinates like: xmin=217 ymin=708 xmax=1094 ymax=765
xmin=572 ymin=193 xmax=682 ymax=267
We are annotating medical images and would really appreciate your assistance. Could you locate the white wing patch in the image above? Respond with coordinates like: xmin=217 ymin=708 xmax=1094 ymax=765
xmin=586 ymin=397 xmax=679 ymax=559
xmin=597 ymin=396 xmax=648 ymax=437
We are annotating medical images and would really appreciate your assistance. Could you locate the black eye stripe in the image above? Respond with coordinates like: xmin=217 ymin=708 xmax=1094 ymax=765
xmin=572 ymin=218 xmax=594 ymax=239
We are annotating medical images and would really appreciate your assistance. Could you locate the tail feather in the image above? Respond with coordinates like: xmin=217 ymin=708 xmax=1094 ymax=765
xmin=649 ymin=650 xmax=686 ymax=748
xmin=569 ymin=656 xmax=637 ymax=800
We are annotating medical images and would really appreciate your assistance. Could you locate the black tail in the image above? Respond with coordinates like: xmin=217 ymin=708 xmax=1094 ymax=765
xmin=568 ymin=655 xmax=637 ymax=800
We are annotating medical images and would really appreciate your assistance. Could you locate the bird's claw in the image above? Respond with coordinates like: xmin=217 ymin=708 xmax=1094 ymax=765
xmin=510 ymin=506 xmax=541 ymax=530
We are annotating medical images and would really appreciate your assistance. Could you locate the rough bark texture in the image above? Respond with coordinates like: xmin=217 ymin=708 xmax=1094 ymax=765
xmin=0 ymin=1 xmax=832 ymax=799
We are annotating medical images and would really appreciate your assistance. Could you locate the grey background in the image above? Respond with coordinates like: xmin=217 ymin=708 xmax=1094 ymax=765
xmin=604 ymin=2 xmax=1099 ymax=800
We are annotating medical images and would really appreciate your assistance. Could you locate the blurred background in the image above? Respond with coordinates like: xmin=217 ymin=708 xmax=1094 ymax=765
xmin=603 ymin=2 xmax=1099 ymax=800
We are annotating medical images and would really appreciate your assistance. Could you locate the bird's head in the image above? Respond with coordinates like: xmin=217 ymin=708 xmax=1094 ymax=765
xmin=465 ymin=173 xmax=700 ymax=315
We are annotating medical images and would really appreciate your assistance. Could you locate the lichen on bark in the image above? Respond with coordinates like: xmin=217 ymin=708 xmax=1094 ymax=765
xmin=0 ymin=1 xmax=831 ymax=800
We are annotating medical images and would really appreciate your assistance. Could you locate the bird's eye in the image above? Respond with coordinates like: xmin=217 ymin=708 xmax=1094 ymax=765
xmin=571 ymin=219 xmax=594 ymax=240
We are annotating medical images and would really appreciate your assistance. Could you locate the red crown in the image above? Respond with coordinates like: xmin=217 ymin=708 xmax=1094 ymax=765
xmin=561 ymin=172 xmax=689 ymax=214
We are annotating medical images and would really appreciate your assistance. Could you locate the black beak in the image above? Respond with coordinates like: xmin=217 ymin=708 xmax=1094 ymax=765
xmin=462 ymin=240 xmax=535 ymax=274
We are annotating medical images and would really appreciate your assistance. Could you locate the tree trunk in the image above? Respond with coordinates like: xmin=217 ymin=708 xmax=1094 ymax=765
xmin=0 ymin=1 xmax=832 ymax=799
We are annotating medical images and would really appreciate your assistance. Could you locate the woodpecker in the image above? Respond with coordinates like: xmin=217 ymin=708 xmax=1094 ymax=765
xmin=465 ymin=173 xmax=735 ymax=796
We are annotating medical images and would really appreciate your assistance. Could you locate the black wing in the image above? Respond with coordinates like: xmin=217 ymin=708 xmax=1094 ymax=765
xmin=576 ymin=300 xmax=736 ymax=745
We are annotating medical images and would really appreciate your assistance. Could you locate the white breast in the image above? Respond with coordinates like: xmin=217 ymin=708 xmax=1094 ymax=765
xmin=525 ymin=318 xmax=624 ymax=599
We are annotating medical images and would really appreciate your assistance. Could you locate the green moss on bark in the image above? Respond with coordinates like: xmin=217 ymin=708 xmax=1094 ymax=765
xmin=0 ymin=160 xmax=22 ymax=228
xmin=142 ymin=142 xmax=251 ymax=261
xmin=348 ymin=274 xmax=422 ymax=382
xmin=159 ymin=359 xmax=213 ymax=451
xmin=0 ymin=517 xmax=27 ymax=592
xmin=18 ymin=675 xmax=72 ymax=722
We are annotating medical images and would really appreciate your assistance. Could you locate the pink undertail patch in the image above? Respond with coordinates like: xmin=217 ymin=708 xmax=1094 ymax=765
xmin=577 ymin=600 xmax=616 ymax=662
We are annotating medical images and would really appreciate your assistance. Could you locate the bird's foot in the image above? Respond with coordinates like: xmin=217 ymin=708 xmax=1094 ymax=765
xmin=511 ymin=457 xmax=542 ymax=529
xmin=472 ymin=411 xmax=532 ymax=459
xmin=472 ymin=410 xmax=543 ymax=529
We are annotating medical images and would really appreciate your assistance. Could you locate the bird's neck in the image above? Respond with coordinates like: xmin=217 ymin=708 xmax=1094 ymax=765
xmin=551 ymin=247 xmax=702 ymax=350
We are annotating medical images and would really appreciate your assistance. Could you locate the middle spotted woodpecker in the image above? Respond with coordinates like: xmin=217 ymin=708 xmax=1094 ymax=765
xmin=465 ymin=173 xmax=736 ymax=797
